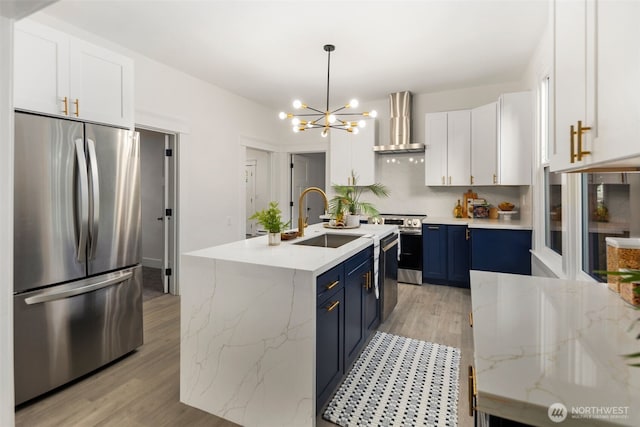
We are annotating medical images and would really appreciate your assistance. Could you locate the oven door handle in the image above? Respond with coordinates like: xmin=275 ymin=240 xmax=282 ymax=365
xmin=382 ymin=239 xmax=398 ymax=252
xmin=399 ymin=230 xmax=422 ymax=235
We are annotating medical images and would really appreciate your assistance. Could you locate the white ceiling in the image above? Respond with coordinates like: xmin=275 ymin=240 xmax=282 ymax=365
xmin=40 ymin=0 xmax=549 ymax=110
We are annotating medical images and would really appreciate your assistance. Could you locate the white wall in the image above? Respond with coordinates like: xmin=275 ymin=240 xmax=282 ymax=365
xmin=0 ymin=14 xmax=15 ymax=427
xmin=139 ymin=129 xmax=164 ymax=267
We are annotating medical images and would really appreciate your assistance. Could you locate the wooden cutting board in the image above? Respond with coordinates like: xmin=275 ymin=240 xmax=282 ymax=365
xmin=462 ymin=189 xmax=477 ymax=218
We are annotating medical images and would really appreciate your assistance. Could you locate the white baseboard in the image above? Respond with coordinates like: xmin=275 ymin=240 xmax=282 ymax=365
xmin=142 ymin=257 xmax=162 ymax=269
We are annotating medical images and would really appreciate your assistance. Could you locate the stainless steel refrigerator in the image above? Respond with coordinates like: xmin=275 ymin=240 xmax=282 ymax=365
xmin=13 ymin=112 xmax=143 ymax=405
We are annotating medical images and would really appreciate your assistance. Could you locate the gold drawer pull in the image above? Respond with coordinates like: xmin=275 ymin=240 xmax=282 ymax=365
xmin=441 ymin=176 xmax=445 ymax=185
xmin=62 ymin=96 xmax=68 ymax=115
xmin=468 ymin=365 xmax=477 ymax=417
xmin=326 ymin=280 xmax=339 ymax=290
xmin=73 ymin=98 xmax=80 ymax=117
xmin=470 ymin=175 xmax=474 ymax=185
xmin=492 ymin=174 xmax=497 ymax=184
xmin=469 ymin=311 xmax=473 ymax=327
xmin=326 ymin=300 xmax=340 ymax=312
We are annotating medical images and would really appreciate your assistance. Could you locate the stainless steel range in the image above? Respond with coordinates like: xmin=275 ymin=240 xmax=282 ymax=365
xmin=371 ymin=214 xmax=426 ymax=285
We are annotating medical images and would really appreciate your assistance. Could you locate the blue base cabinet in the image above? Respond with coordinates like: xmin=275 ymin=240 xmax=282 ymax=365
xmin=423 ymin=224 xmax=470 ymax=287
xmin=316 ymin=246 xmax=375 ymax=412
xmin=470 ymin=228 xmax=532 ymax=275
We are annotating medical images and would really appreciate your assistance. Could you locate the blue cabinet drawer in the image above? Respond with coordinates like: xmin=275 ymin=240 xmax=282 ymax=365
xmin=317 ymin=263 xmax=344 ymax=300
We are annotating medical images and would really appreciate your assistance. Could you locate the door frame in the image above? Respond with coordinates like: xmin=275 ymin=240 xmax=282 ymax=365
xmin=245 ymin=159 xmax=257 ymax=236
xmin=288 ymin=150 xmax=328 ymax=225
xmin=136 ymin=110 xmax=187 ymax=295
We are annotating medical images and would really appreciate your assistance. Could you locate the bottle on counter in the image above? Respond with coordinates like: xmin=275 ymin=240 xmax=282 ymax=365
xmin=453 ymin=200 xmax=463 ymax=218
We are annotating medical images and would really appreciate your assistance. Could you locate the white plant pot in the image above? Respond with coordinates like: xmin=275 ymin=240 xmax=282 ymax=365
xmin=268 ymin=232 xmax=281 ymax=246
xmin=346 ymin=214 xmax=360 ymax=228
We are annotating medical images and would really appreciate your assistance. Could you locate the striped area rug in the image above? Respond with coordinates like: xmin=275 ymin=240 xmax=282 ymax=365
xmin=323 ymin=331 xmax=460 ymax=427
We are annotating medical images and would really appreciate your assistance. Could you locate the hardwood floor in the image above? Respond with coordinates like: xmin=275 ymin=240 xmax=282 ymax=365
xmin=16 ymin=283 xmax=474 ymax=427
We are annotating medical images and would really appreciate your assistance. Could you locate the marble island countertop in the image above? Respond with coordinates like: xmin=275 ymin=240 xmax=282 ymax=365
xmin=470 ymin=271 xmax=640 ymax=426
xmin=185 ymin=223 xmax=397 ymax=274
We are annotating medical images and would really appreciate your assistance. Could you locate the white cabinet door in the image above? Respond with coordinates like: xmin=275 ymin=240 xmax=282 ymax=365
xmin=499 ymin=92 xmax=532 ymax=185
xmin=69 ymin=39 xmax=134 ymax=128
xmin=425 ymin=112 xmax=447 ymax=186
xmin=471 ymin=102 xmax=497 ymax=186
xmin=350 ymin=119 xmax=375 ymax=186
xmin=14 ymin=20 xmax=69 ymax=117
xmin=551 ymin=0 xmax=589 ymax=171
xmin=592 ymin=1 xmax=640 ymax=165
xmin=447 ymin=110 xmax=471 ymax=186
xmin=329 ymin=119 xmax=375 ymax=186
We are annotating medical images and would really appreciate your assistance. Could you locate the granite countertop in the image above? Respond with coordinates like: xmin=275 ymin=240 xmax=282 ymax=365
xmin=470 ymin=270 xmax=640 ymax=426
xmin=423 ymin=216 xmax=532 ymax=230
xmin=185 ymin=223 xmax=398 ymax=275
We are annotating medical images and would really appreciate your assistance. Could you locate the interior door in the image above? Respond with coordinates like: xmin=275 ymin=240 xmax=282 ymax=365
xmin=245 ymin=161 xmax=257 ymax=235
xmin=86 ymin=124 xmax=141 ymax=276
xmin=14 ymin=113 xmax=85 ymax=293
xmin=291 ymin=154 xmax=309 ymax=226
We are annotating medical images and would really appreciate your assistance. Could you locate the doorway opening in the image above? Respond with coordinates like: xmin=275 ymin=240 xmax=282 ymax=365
xmin=137 ymin=128 xmax=178 ymax=300
xmin=291 ymin=153 xmax=327 ymax=226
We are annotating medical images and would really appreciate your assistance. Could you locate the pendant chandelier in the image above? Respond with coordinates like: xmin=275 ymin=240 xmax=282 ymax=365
xmin=279 ymin=44 xmax=377 ymax=137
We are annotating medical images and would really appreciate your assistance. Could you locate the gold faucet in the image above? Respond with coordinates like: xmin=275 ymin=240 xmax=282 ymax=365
xmin=298 ymin=187 xmax=328 ymax=237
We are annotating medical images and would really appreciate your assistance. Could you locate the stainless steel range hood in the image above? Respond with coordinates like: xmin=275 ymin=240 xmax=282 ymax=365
xmin=374 ymin=91 xmax=425 ymax=154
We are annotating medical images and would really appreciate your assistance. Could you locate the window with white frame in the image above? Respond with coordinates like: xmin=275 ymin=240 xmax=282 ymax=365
xmin=540 ymin=76 xmax=563 ymax=255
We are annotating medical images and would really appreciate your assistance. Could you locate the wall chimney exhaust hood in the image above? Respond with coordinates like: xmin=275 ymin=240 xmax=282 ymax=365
xmin=374 ymin=91 xmax=425 ymax=154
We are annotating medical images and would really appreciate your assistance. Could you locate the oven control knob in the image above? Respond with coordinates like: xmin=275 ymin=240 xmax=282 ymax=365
xmin=412 ymin=219 xmax=420 ymax=227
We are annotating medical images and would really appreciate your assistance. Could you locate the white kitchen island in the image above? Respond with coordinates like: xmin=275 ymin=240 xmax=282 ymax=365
xmin=180 ymin=223 xmax=397 ymax=427
xmin=470 ymin=271 xmax=640 ymax=426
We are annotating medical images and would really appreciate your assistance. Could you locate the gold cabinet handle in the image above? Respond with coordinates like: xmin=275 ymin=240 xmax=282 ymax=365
xmin=492 ymin=174 xmax=497 ymax=184
xmin=441 ymin=176 xmax=445 ymax=185
xmin=326 ymin=280 xmax=339 ymax=291
xmin=570 ymin=124 xmax=576 ymax=163
xmin=468 ymin=365 xmax=477 ymax=417
xmin=73 ymin=99 xmax=80 ymax=117
xmin=62 ymin=96 xmax=68 ymax=115
xmin=448 ymin=176 xmax=452 ymax=185
xmin=469 ymin=311 xmax=473 ymax=327
xmin=470 ymin=175 xmax=474 ymax=185
xmin=576 ymin=120 xmax=592 ymax=161
xmin=465 ymin=229 xmax=470 ymax=240
xmin=326 ymin=300 xmax=339 ymax=312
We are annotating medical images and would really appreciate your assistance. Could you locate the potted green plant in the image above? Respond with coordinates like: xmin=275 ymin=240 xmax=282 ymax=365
xmin=248 ymin=201 xmax=290 ymax=245
xmin=329 ymin=171 xmax=389 ymax=227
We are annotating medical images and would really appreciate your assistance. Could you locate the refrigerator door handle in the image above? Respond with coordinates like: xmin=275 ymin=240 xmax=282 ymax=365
xmin=24 ymin=270 xmax=133 ymax=305
xmin=86 ymin=138 xmax=100 ymax=260
xmin=74 ymin=139 xmax=89 ymax=262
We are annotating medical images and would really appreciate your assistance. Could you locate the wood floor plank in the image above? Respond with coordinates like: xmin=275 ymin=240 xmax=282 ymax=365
xmin=17 ymin=283 xmax=475 ymax=427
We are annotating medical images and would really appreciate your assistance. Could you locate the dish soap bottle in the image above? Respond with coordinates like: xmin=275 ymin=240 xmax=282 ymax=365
xmin=453 ymin=200 xmax=463 ymax=218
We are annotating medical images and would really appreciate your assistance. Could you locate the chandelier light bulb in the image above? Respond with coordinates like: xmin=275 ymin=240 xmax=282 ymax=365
xmin=370 ymin=110 xmax=378 ymax=118
xmin=349 ymin=99 xmax=359 ymax=108
xmin=293 ymin=100 xmax=302 ymax=109
xmin=328 ymin=114 xmax=337 ymax=124
xmin=358 ymin=120 xmax=366 ymax=128
xmin=321 ymin=129 xmax=329 ymax=138
xmin=292 ymin=117 xmax=300 ymax=126
xmin=307 ymin=122 xmax=313 ymax=128
xmin=353 ymin=127 xmax=360 ymax=135
xmin=278 ymin=112 xmax=286 ymax=120
xmin=293 ymin=126 xmax=299 ymax=133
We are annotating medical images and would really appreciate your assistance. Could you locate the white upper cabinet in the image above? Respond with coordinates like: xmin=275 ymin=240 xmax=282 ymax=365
xmin=330 ymin=119 xmax=376 ymax=186
xmin=14 ymin=21 xmax=69 ymax=117
xmin=552 ymin=0 xmax=640 ymax=172
xmin=14 ymin=20 xmax=134 ymax=129
xmin=471 ymin=102 xmax=497 ymax=185
xmin=498 ymin=92 xmax=532 ymax=185
xmin=425 ymin=110 xmax=471 ymax=186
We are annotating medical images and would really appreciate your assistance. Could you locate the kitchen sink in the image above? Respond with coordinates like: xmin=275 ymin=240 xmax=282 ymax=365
xmin=293 ymin=233 xmax=362 ymax=248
